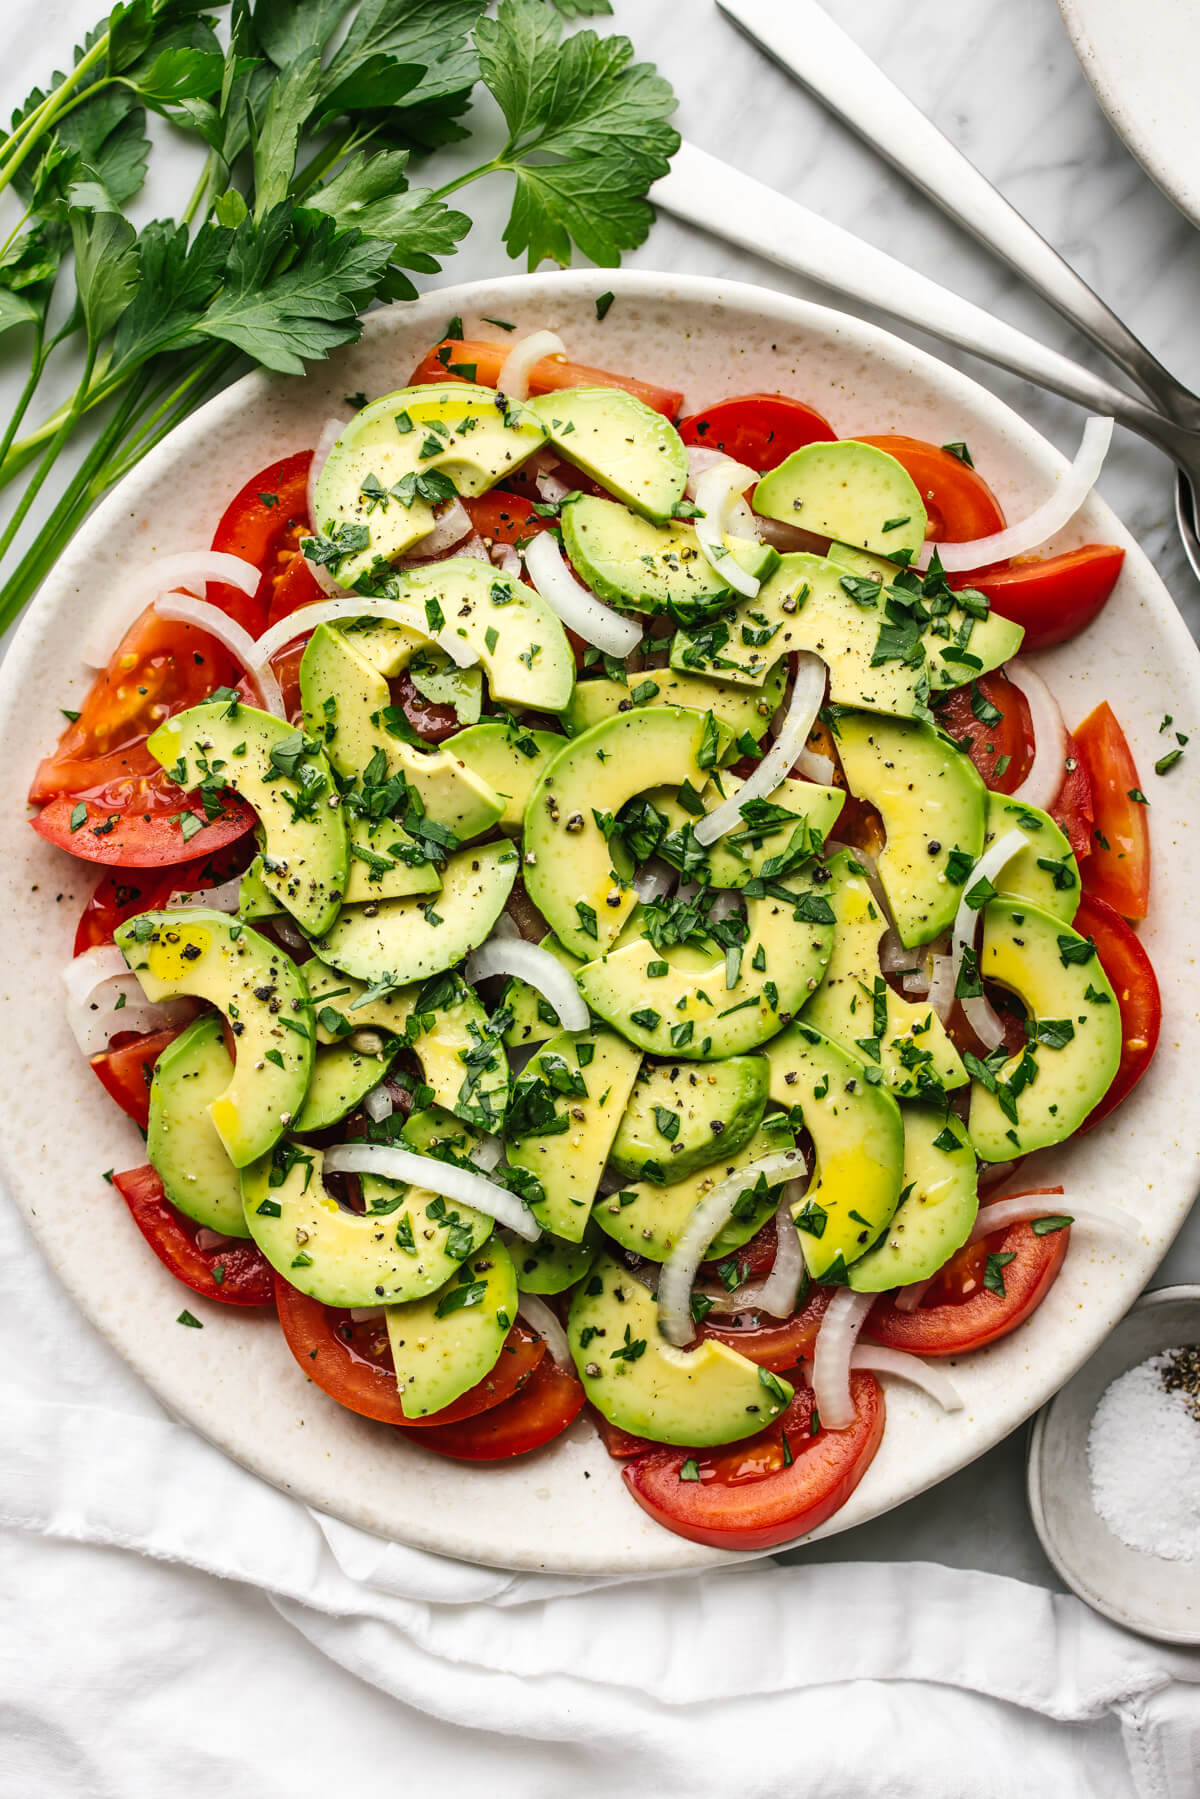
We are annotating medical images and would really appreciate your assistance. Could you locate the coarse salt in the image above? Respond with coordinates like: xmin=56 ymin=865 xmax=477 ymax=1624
xmin=1087 ymin=1347 xmax=1200 ymax=1562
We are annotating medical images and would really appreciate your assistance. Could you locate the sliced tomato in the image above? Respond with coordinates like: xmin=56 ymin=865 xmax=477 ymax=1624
xmin=73 ymin=840 xmax=253 ymax=953
xmin=1072 ymin=701 xmax=1150 ymax=918
xmin=623 ymin=1373 xmax=884 ymax=1551
xmin=866 ymin=1218 xmax=1070 ymax=1357
xmin=412 ymin=1356 xmax=585 ymax=1461
xmin=1049 ymin=731 xmax=1095 ymax=863
xmin=273 ymin=1274 xmax=546 ymax=1428
xmin=91 ymin=1027 xmax=183 ymax=1128
xmin=265 ymin=547 xmax=324 ymax=630
xmin=698 ymin=1284 xmax=833 ymax=1373
xmin=593 ymin=1412 xmax=654 ymax=1459
xmin=1075 ymin=893 xmax=1161 ymax=1129
xmin=933 ymin=671 xmax=1033 ymax=794
xmin=462 ymin=490 xmax=553 ymax=549
xmin=678 ymin=394 xmax=837 ymax=471
xmin=208 ymin=451 xmax=316 ymax=636
xmin=113 ymin=1165 xmax=274 ymax=1306
xmin=852 ymin=436 xmax=1006 ymax=541
xmin=951 ymin=545 xmax=1124 ymax=651
xmin=33 ymin=783 xmax=254 ymax=868
xmin=30 ymin=607 xmax=236 ymax=804
xmin=410 ymin=339 xmax=683 ymax=420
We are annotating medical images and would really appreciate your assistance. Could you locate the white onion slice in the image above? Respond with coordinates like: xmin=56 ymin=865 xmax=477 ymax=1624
xmin=251 ymin=594 xmax=475 ymax=669
xmin=949 ymin=828 xmax=1027 ymax=1050
xmin=496 ymin=329 xmax=566 ymax=402
xmin=925 ymin=952 xmax=955 ymax=1023
xmin=400 ymin=498 xmax=473 ymax=560
xmin=322 ymin=1143 xmax=539 ymax=1242
xmin=695 ymin=652 xmax=826 ymax=846
xmin=466 ymin=936 xmax=588 ymax=1032
xmin=362 ymin=1085 xmax=393 ymax=1124
xmin=795 ymin=747 xmax=836 ymax=784
xmin=535 ymin=468 xmax=571 ymax=505
xmin=892 ymin=1278 xmax=932 ymax=1315
xmin=63 ymin=944 xmax=128 ymax=1003
xmin=517 ymin=1293 xmax=572 ymax=1369
xmin=523 ymin=530 xmax=642 ymax=657
xmin=812 ymin=1289 xmax=876 ymax=1430
xmin=1005 ymin=659 xmax=1070 ymax=814
xmin=63 ymin=947 xmax=189 ymax=1055
xmin=471 ymin=1134 xmax=505 ymax=1175
xmin=82 ymin=551 xmax=262 ymax=669
xmin=968 ymin=1189 xmax=1131 ymax=1243
xmin=879 ymin=928 xmax=921 ymax=976
xmin=685 ymin=446 xmax=729 ymax=485
xmin=744 ymin=1187 xmax=807 ymax=1318
xmin=632 ymin=856 xmax=676 ymax=904
xmin=490 ymin=542 xmax=522 ymax=579
xmin=453 ymin=533 xmax=490 ymax=565
xmin=154 ymin=594 xmax=285 ymax=717
xmin=933 ymin=417 xmax=1113 ymax=572
xmin=657 ymin=1149 xmax=807 ymax=1346
xmin=850 ymin=1346 xmax=963 ymax=1411
xmin=166 ymin=874 xmax=243 ymax=914
xmin=693 ymin=459 xmax=761 ymax=599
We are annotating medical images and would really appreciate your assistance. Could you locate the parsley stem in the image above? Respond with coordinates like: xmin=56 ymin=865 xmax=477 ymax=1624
xmin=0 ymin=35 xmax=111 ymax=198
xmin=0 ymin=341 xmax=98 ymax=565
xmin=182 ymin=152 xmax=216 ymax=228
xmin=0 ymin=321 xmax=48 ymax=478
xmin=291 ymin=127 xmax=367 ymax=200
xmin=430 ymin=157 xmax=506 ymax=202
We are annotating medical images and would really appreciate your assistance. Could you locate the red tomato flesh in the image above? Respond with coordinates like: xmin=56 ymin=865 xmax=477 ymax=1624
xmin=852 ymin=436 xmax=1006 ymax=541
xmin=952 ymin=545 xmax=1124 ymax=651
xmin=678 ymin=393 xmax=837 ymax=471
xmin=74 ymin=839 xmax=253 ymax=953
xmin=933 ymin=671 xmax=1034 ymax=794
xmin=698 ymin=1283 xmax=834 ymax=1373
xmin=1073 ymin=701 xmax=1150 ymax=919
xmin=113 ymin=1165 xmax=274 ymax=1306
xmin=866 ymin=1218 xmax=1070 ymax=1357
xmin=410 ymin=339 xmax=683 ymax=419
xmin=208 ymin=450 xmax=317 ymax=636
xmin=1075 ymin=892 xmax=1161 ymax=1129
xmin=409 ymin=1355 xmax=585 ymax=1461
xmin=91 ymin=1028 xmax=182 ymax=1129
xmin=623 ymin=1373 xmax=884 ymax=1551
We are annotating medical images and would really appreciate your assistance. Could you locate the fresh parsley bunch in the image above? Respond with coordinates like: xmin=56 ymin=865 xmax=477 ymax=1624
xmin=0 ymin=0 xmax=678 ymax=630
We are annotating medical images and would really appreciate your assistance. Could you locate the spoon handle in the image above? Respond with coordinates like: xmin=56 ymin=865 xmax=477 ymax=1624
xmin=716 ymin=0 xmax=1200 ymax=432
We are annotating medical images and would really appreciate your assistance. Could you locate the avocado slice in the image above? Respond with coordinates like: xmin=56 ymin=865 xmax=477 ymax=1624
xmin=849 ymin=1105 xmax=978 ymax=1292
xmin=568 ymin=1254 xmax=792 ymax=1446
xmin=384 ymin=1240 xmax=518 ymax=1419
xmin=509 ymin=1221 xmax=601 ymax=1295
xmin=393 ymin=558 xmax=575 ymax=712
xmin=290 ymin=1040 xmax=397 ymax=1133
xmin=802 ymin=852 xmax=968 ymax=1096
xmin=561 ymin=492 xmax=777 ymax=618
xmin=753 ymin=440 xmax=927 ymax=562
xmin=505 ymin=1026 xmax=643 ymax=1241
xmin=241 ymin=1136 xmax=493 ymax=1306
xmin=967 ymin=897 xmax=1121 ymax=1160
xmin=764 ymin=1022 xmax=904 ymax=1280
xmin=313 ymin=383 xmax=546 ymax=585
xmin=835 ymin=710 xmax=986 ymax=947
xmin=577 ymin=880 xmax=834 ymax=1060
xmin=649 ymin=771 xmax=845 ymax=889
xmin=117 ymin=910 xmax=313 ymax=1167
xmin=985 ymin=794 xmax=1080 ymax=923
xmin=500 ymin=931 xmax=584 ymax=1051
xmin=314 ymin=840 xmax=519 ymax=989
xmin=593 ymin=1117 xmax=794 ymax=1262
xmin=343 ymin=812 xmax=443 ymax=903
xmin=449 ymin=721 xmax=566 ymax=832
xmin=524 ymin=707 xmax=716 ymax=960
xmin=528 ymin=387 xmax=688 ymax=522
xmin=610 ymin=1056 xmax=769 ymax=1183
xmin=146 ymin=1014 xmax=249 ymax=1237
xmin=561 ymin=662 xmax=787 ymax=751
xmin=147 ymin=702 xmax=347 ymax=937
xmin=827 ymin=543 xmax=1025 ymax=689
xmin=299 ymin=624 xmax=504 ymax=843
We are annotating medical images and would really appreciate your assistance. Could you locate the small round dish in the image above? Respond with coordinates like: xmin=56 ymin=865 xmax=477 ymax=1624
xmin=1028 ymin=1285 xmax=1200 ymax=1645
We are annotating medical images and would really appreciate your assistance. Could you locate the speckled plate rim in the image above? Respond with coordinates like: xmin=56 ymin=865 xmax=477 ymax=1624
xmin=1058 ymin=0 xmax=1200 ymax=231
xmin=1028 ymin=1286 xmax=1200 ymax=1645
xmin=1 ymin=266 xmax=1198 ymax=1576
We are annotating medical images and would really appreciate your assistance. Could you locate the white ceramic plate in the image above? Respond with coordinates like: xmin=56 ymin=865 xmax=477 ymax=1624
xmin=1059 ymin=0 xmax=1200 ymax=230
xmin=2 ymin=269 xmax=1198 ymax=1576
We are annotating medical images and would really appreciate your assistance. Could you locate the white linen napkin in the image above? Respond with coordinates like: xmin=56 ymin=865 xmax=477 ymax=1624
xmin=2 ymin=1195 xmax=1200 ymax=1798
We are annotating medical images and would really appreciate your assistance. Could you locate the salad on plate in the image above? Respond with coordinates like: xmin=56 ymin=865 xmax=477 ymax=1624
xmin=35 ymin=321 xmax=1162 ymax=1550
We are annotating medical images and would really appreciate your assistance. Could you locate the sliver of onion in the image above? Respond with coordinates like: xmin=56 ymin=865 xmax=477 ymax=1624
xmin=657 ymin=1149 xmax=807 ymax=1346
xmin=154 ymin=594 xmax=285 ymax=716
xmin=523 ymin=529 xmax=642 ymax=656
xmin=1005 ymin=659 xmax=1069 ymax=815
xmin=517 ymin=1293 xmax=572 ymax=1369
xmin=322 ymin=1143 xmax=540 ymax=1241
xmin=949 ymin=828 xmax=1028 ymax=1051
xmin=693 ymin=458 xmax=762 ymax=598
xmin=466 ymin=937 xmax=588 ymax=1032
xmin=850 ymin=1346 xmax=963 ymax=1411
xmin=252 ymin=594 xmax=476 ymax=668
xmin=968 ymin=1187 xmax=1131 ymax=1243
xmin=812 ymin=1288 xmax=876 ymax=1430
xmin=932 ymin=416 xmax=1113 ymax=571
xmin=82 ymin=551 xmax=262 ymax=668
xmin=167 ymin=875 xmax=242 ymax=913
xmin=695 ymin=652 xmax=826 ymax=846
xmin=399 ymin=499 xmax=473 ymax=560
xmin=497 ymin=329 xmax=566 ymax=402
xmin=362 ymin=1085 xmax=393 ymax=1124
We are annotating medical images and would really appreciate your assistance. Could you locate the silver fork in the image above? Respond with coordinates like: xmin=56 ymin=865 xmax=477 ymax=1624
xmin=707 ymin=0 xmax=1200 ymax=581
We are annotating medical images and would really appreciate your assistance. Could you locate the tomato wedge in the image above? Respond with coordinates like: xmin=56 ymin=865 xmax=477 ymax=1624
xmin=74 ymin=839 xmax=253 ymax=953
xmin=113 ymin=1165 xmax=274 ymax=1306
xmin=678 ymin=394 xmax=836 ymax=471
xmin=852 ymin=436 xmax=1005 ymax=541
xmin=412 ymin=1356 xmax=585 ymax=1461
xmin=91 ymin=1027 xmax=183 ymax=1129
xmin=1075 ymin=893 xmax=1161 ymax=1129
xmin=410 ymin=338 xmax=683 ymax=419
xmin=208 ymin=451 xmax=319 ymax=635
xmin=933 ymin=672 xmax=1033 ymax=794
xmin=623 ymin=1373 xmax=884 ymax=1551
xmin=461 ymin=490 xmax=552 ymax=549
xmin=33 ymin=784 xmax=254 ymax=868
xmin=1049 ymin=731 xmax=1095 ymax=864
xmin=698 ymin=1284 xmax=833 ymax=1373
xmin=274 ymin=1274 xmax=547 ymax=1428
xmin=866 ymin=1219 xmax=1070 ymax=1357
xmin=952 ymin=545 xmax=1124 ymax=651
xmin=1073 ymin=701 xmax=1150 ymax=919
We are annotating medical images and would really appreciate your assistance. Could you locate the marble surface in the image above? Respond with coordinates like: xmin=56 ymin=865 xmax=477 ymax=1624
xmin=2 ymin=0 xmax=1199 ymax=1595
